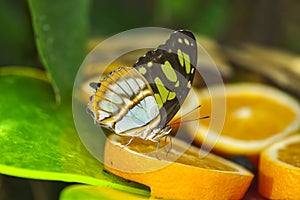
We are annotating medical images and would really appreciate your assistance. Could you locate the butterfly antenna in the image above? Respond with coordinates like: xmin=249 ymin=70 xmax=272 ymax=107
xmin=171 ymin=105 xmax=202 ymax=124
xmin=169 ymin=115 xmax=209 ymax=127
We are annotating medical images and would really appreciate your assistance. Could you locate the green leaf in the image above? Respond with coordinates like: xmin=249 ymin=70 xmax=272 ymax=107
xmin=28 ymin=0 xmax=90 ymax=103
xmin=60 ymin=185 xmax=150 ymax=200
xmin=0 ymin=67 xmax=147 ymax=195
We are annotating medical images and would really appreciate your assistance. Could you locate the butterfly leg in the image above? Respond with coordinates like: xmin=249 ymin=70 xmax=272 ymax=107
xmin=121 ymin=136 xmax=135 ymax=149
xmin=161 ymin=135 xmax=172 ymax=154
xmin=165 ymin=135 xmax=173 ymax=157
xmin=162 ymin=136 xmax=169 ymax=153
xmin=155 ymin=140 xmax=161 ymax=160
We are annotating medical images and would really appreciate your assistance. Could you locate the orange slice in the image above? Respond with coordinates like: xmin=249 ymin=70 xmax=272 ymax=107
xmin=185 ymin=83 xmax=300 ymax=155
xmin=104 ymin=134 xmax=254 ymax=200
xmin=258 ymin=134 xmax=300 ymax=199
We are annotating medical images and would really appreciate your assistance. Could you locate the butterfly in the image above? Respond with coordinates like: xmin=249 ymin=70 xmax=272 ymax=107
xmin=87 ymin=30 xmax=197 ymax=144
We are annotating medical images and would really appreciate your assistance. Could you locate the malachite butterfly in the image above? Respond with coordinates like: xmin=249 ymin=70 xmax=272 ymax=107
xmin=87 ymin=30 xmax=197 ymax=143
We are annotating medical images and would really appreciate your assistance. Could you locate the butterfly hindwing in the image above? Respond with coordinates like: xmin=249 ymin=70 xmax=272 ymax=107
xmin=134 ymin=30 xmax=197 ymax=127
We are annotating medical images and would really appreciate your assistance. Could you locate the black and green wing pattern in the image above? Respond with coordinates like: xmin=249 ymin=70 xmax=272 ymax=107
xmin=133 ymin=30 xmax=197 ymax=128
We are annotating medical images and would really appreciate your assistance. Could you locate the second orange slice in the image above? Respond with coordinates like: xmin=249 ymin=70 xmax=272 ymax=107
xmin=259 ymin=134 xmax=300 ymax=199
xmin=185 ymin=83 xmax=300 ymax=155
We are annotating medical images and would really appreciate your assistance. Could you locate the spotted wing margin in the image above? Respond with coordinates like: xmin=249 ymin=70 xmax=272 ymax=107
xmin=133 ymin=30 xmax=197 ymax=127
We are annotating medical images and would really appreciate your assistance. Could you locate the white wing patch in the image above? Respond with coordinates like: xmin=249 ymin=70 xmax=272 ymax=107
xmin=136 ymin=78 xmax=146 ymax=89
xmin=127 ymin=78 xmax=140 ymax=94
xmin=98 ymin=99 xmax=118 ymax=113
xmin=114 ymin=96 xmax=159 ymax=134
xmin=118 ymin=80 xmax=133 ymax=97
xmin=109 ymin=83 xmax=126 ymax=96
xmin=98 ymin=110 xmax=110 ymax=121
xmin=104 ymin=90 xmax=123 ymax=104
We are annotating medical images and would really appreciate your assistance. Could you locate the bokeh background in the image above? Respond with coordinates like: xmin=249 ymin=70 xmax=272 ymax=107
xmin=1 ymin=0 xmax=300 ymax=67
xmin=0 ymin=0 xmax=299 ymax=199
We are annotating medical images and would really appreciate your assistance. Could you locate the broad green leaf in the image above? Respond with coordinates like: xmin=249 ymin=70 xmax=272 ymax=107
xmin=60 ymin=185 xmax=150 ymax=200
xmin=0 ymin=67 xmax=147 ymax=195
xmin=28 ymin=0 xmax=90 ymax=103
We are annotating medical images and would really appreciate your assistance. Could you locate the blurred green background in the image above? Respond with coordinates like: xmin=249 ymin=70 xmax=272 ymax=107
xmin=0 ymin=0 xmax=299 ymax=199
xmin=1 ymin=0 xmax=300 ymax=68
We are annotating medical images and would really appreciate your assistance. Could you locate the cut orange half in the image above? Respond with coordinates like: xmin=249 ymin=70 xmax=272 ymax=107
xmin=184 ymin=83 xmax=300 ymax=155
xmin=104 ymin=134 xmax=253 ymax=200
xmin=258 ymin=134 xmax=300 ymax=199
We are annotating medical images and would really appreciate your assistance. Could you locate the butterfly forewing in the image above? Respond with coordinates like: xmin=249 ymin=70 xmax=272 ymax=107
xmin=134 ymin=30 xmax=197 ymax=127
